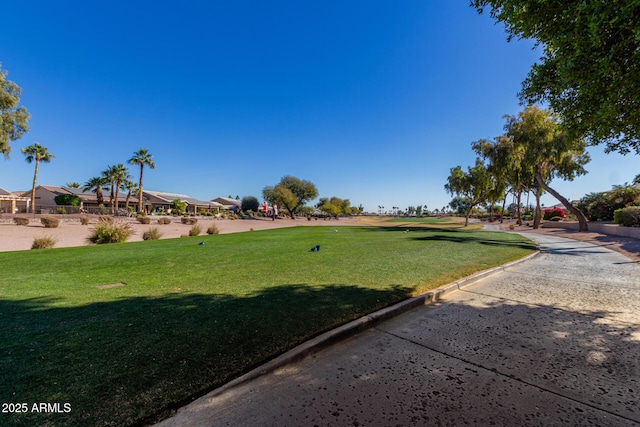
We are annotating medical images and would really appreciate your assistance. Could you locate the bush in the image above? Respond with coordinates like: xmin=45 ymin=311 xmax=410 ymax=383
xmin=56 ymin=208 xmax=67 ymax=214
xmin=88 ymin=219 xmax=134 ymax=244
xmin=54 ymin=194 xmax=81 ymax=206
xmin=13 ymin=217 xmax=29 ymax=226
xmin=137 ymin=216 xmax=151 ymax=224
xmin=41 ymin=217 xmax=60 ymax=228
xmin=578 ymin=187 xmax=640 ymax=221
xmin=543 ymin=208 xmax=565 ymax=220
xmin=80 ymin=216 xmax=90 ymax=225
xmin=31 ymin=235 xmax=57 ymax=249
xmin=181 ymin=217 xmax=198 ymax=225
xmin=142 ymin=227 xmax=163 ymax=240
xmin=613 ymin=206 xmax=640 ymax=227
xmin=189 ymin=225 xmax=201 ymax=236
xmin=241 ymin=196 xmax=259 ymax=213
xmin=98 ymin=215 xmax=114 ymax=224
xmin=171 ymin=199 xmax=187 ymax=215
xmin=158 ymin=217 xmax=172 ymax=225
xmin=207 ymin=224 xmax=220 ymax=235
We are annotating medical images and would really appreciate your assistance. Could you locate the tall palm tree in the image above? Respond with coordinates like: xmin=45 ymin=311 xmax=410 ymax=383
xmin=83 ymin=176 xmax=107 ymax=206
xmin=21 ymin=142 xmax=55 ymax=214
xmin=122 ymin=179 xmax=138 ymax=210
xmin=109 ymin=164 xmax=132 ymax=216
xmin=128 ymin=148 xmax=155 ymax=213
xmin=102 ymin=165 xmax=117 ymax=214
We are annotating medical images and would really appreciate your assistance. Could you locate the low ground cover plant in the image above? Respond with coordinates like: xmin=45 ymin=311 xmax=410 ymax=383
xmin=31 ymin=235 xmax=57 ymax=249
xmin=142 ymin=227 xmax=162 ymax=240
xmin=0 ymin=225 xmax=534 ymax=426
xmin=158 ymin=217 xmax=172 ymax=225
xmin=181 ymin=217 xmax=198 ymax=225
xmin=40 ymin=216 xmax=60 ymax=228
xmin=79 ymin=216 xmax=90 ymax=225
xmin=13 ymin=217 xmax=29 ymax=225
xmin=87 ymin=218 xmax=134 ymax=244
xmin=137 ymin=216 xmax=151 ymax=224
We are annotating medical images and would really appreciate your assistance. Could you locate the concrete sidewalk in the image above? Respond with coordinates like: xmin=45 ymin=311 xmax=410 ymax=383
xmin=156 ymin=233 xmax=640 ymax=426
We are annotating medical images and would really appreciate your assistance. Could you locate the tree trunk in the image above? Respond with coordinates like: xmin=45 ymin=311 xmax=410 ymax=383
xmin=516 ymin=191 xmax=523 ymax=225
xmin=500 ymin=193 xmax=508 ymax=223
xmin=138 ymin=164 xmax=144 ymax=213
xmin=535 ymin=169 xmax=588 ymax=232
xmin=30 ymin=160 xmax=39 ymax=214
xmin=533 ymin=187 xmax=542 ymax=229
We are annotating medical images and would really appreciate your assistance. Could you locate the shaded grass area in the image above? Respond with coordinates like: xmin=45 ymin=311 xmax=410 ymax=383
xmin=0 ymin=226 xmax=535 ymax=426
xmin=385 ymin=217 xmax=457 ymax=224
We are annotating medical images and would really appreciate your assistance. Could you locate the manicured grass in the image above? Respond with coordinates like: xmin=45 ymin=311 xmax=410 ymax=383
xmin=0 ymin=225 xmax=535 ymax=426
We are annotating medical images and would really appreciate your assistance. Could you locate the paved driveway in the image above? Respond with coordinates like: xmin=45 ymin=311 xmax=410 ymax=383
xmin=158 ymin=233 xmax=640 ymax=426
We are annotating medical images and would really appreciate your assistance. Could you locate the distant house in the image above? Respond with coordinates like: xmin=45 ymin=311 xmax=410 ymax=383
xmin=0 ymin=187 xmax=29 ymax=213
xmin=144 ymin=190 xmax=223 ymax=214
xmin=16 ymin=185 xmax=140 ymax=214
xmin=212 ymin=197 xmax=241 ymax=212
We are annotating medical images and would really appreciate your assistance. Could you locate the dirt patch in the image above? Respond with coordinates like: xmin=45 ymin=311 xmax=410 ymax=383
xmin=96 ymin=283 xmax=127 ymax=289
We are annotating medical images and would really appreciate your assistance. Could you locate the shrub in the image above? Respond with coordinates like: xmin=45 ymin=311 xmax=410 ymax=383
xmin=613 ymin=206 xmax=640 ymax=227
xmin=543 ymin=208 xmax=565 ymax=220
xmin=54 ymin=194 xmax=81 ymax=206
xmin=137 ymin=216 xmax=151 ymax=224
xmin=189 ymin=225 xmax=201 ymax=236
xmin=181 ymin=217 xmax=198 ymax=225
xmin=80 ymin=216 xmax=90 ymax=225
xmin=158 ymin=217 xmax=172 ymax=225
xmin=41 ymin=217 xmax=60 ymax=228
xmin=88 ymin=219 xmax=134 ymax=244
xmin=98 ymin=215 xmax=114 ymax=224
xmin=13 ymin=217 xmax=29 ymax=226
xmin=578 ymin=187 xmax=640 ymax=221
xmin=56 ymin=208 xmax=67 ymax=214
xmin=241 ymin=196 xmax=259 ymax=213
xmin=31 ymin=235 xmax=57 ymax=249
xmin=171 ymin=199 xmax=187 ymax=215
xmin=142 ymin=227 xmax=163 ymax=240
xmin=207 ymin=224 xmax=220 ymax=235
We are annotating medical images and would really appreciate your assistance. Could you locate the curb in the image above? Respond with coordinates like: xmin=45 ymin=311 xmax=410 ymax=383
xmin=190 ymin=247 xmax=541 ymax=403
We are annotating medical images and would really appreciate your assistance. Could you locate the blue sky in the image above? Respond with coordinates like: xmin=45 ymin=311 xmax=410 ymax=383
xmin=1 ymin=1 xmax=636 ymax=213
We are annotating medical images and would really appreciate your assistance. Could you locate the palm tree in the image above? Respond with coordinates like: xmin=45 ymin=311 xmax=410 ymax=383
xmin=128 ymin=148 xmax=155 ymax=213
xmin=21 ymin=142 xmax=55 ymax=214
xmin=122 ymin=179 xmax=138 ymax=210
xmin=83 ymin=176 xmax=107 ymax=206
xmin=111 ymin=164 xmax=132 ymax=215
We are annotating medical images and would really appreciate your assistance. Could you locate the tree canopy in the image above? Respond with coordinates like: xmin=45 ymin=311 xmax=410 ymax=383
xmin=263 ymin=176 xmax=318 ymax=218
xmin=445 ymin=160 xmax=496 ymax=226
xmin=128 ymin=148 xmax=155 ymax=213
xmin=0 ymin=64 xmax=30 ymax=159
xmin=22 ymin=142 xmax=54 ymax=214
xmin=504 ymin=106 xmax=590 ymax=231
xmin=471 ymin=1 xmax=640 ymax=154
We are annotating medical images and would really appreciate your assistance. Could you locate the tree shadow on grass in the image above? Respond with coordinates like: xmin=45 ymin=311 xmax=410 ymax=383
xmin=0 ymin=283 xmax=412 ymax=427
xmin=410 ymin=233 xmax=536 ymax=250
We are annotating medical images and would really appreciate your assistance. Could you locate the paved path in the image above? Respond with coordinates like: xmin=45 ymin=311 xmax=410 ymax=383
xmin=157 ymin=233 xmax=640 ymax=426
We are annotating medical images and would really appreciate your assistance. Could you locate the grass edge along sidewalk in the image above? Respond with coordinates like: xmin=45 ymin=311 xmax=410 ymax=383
xmin=0 ymin=224 xmax=535 ymax=427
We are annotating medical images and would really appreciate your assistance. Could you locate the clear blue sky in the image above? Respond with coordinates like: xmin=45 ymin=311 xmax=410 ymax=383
xmin=1 ymin=1 xmax=636 ymax=212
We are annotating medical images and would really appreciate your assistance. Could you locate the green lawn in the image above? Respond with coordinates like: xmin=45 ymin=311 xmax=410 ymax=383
xmin=0 ymin=225 xmax=534 ymax=426
xmin=385 ymin=216 xmax=467 ymax=225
